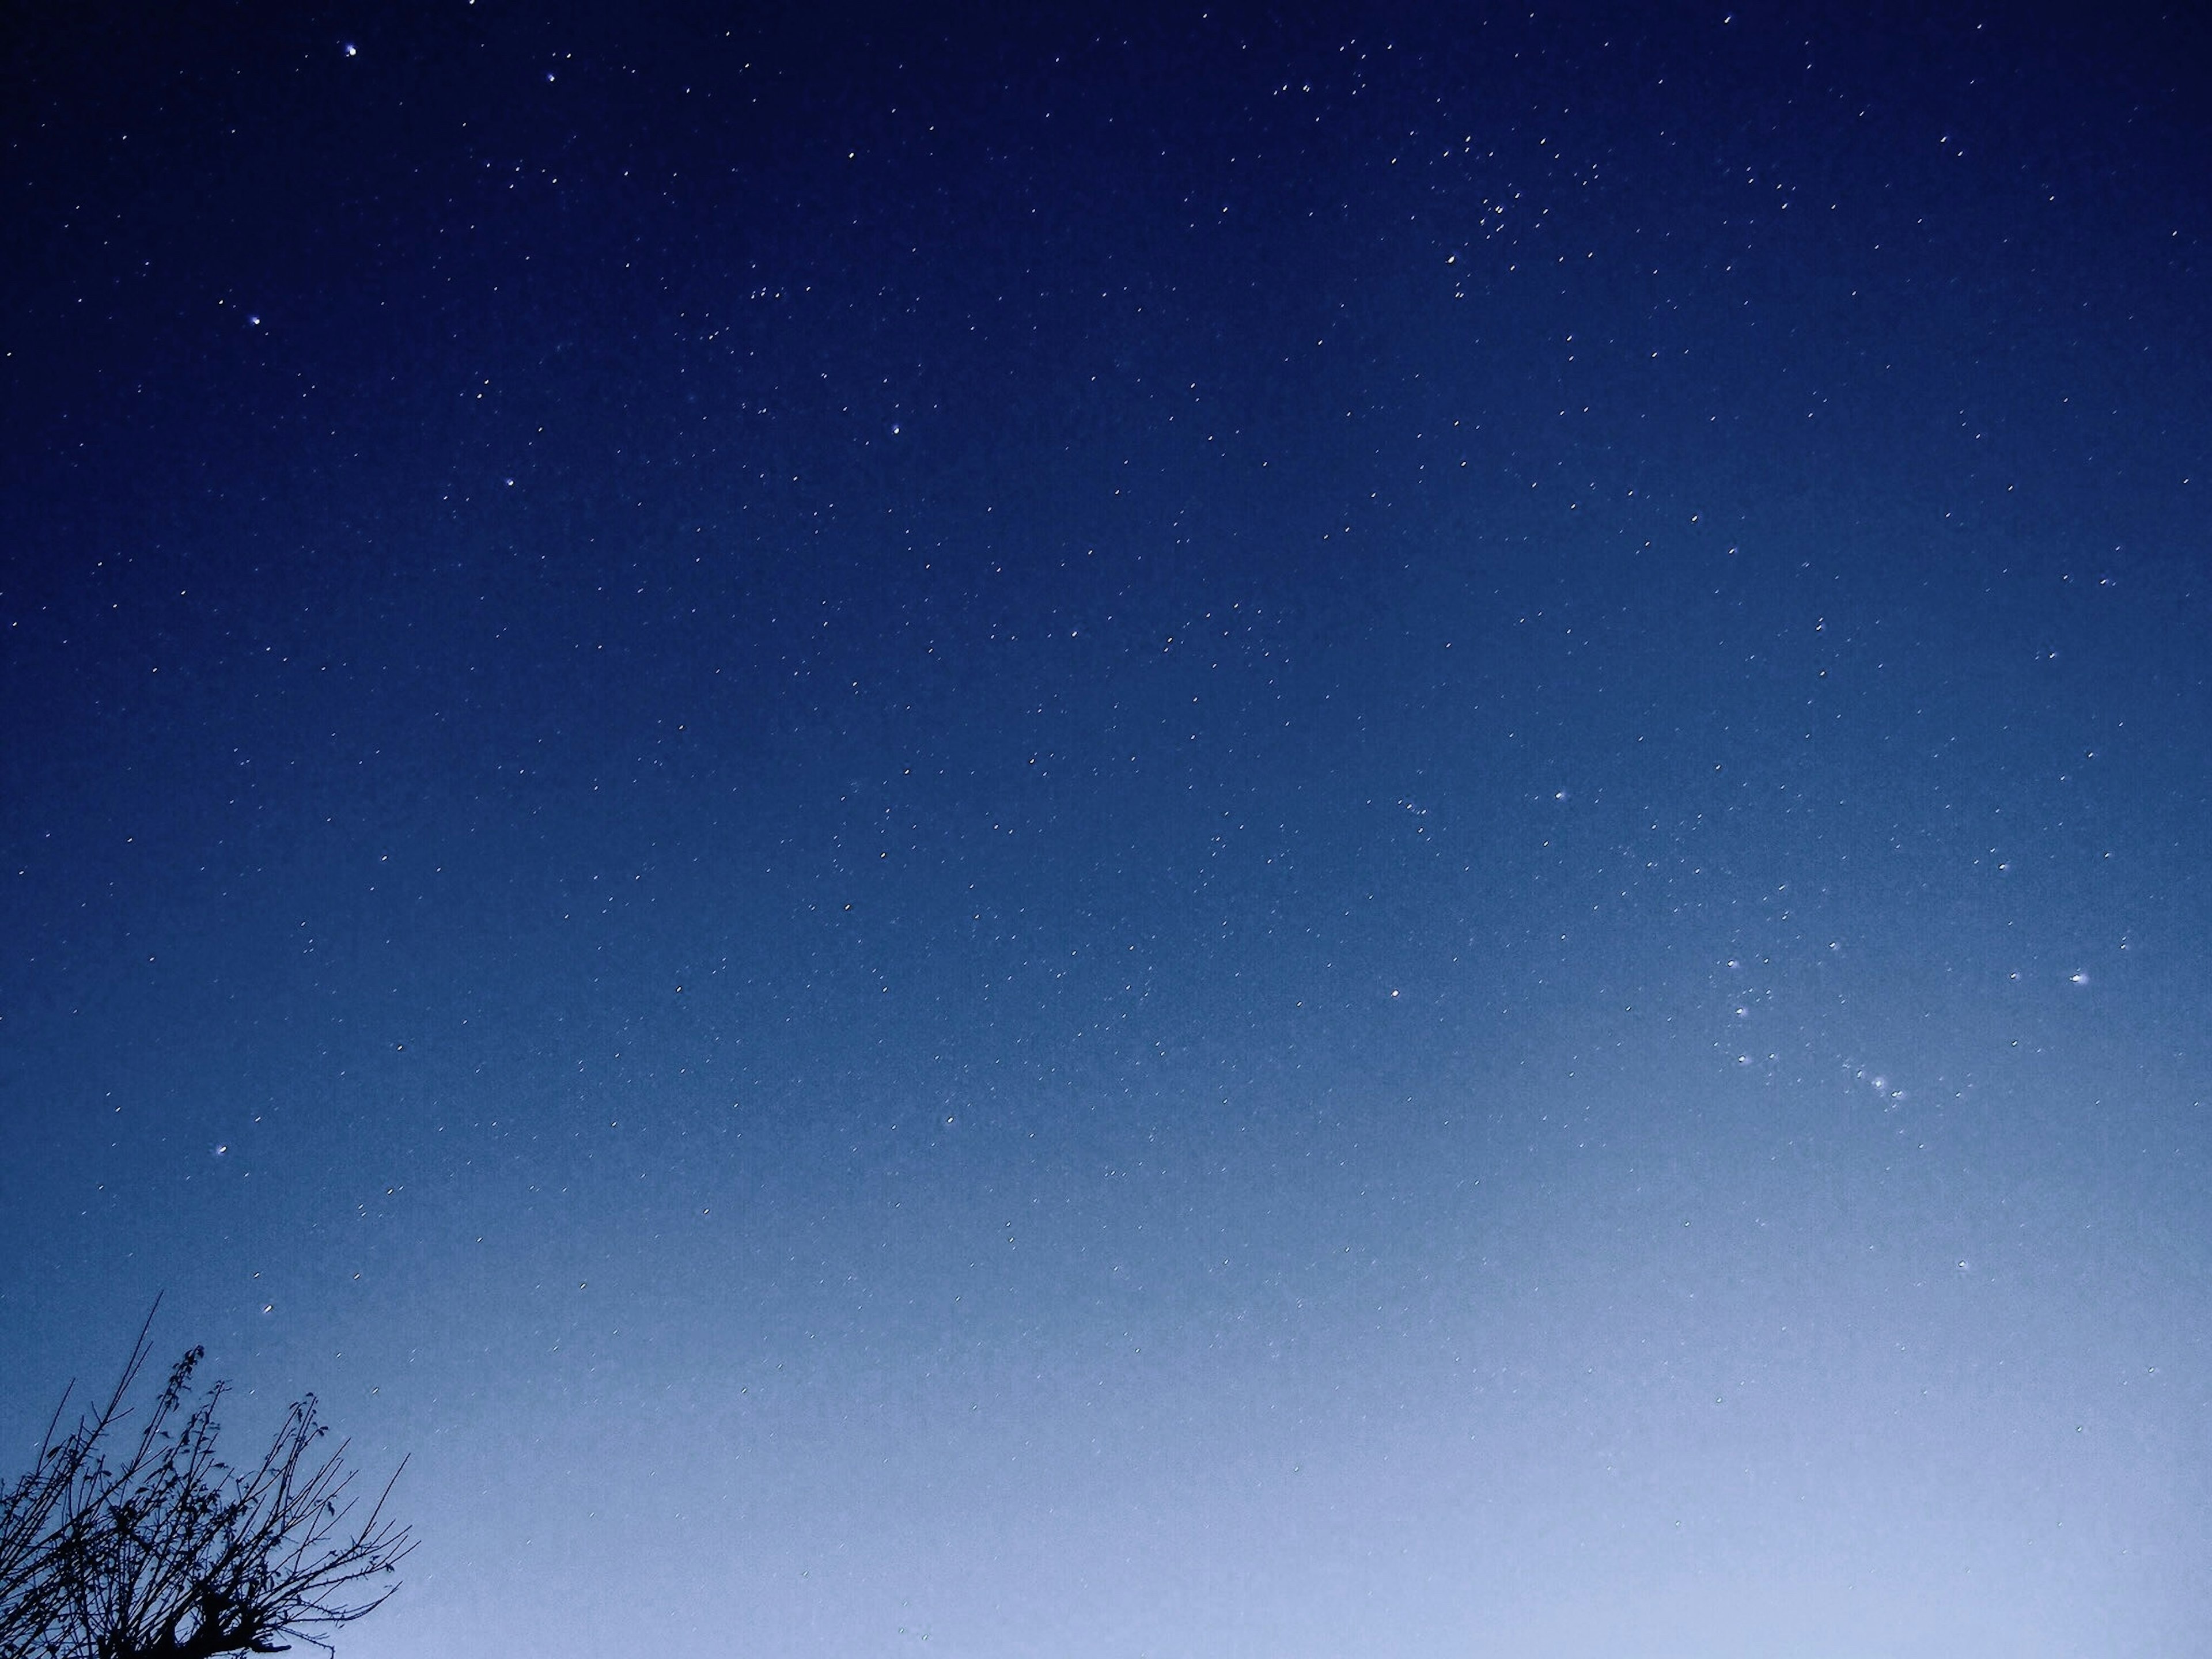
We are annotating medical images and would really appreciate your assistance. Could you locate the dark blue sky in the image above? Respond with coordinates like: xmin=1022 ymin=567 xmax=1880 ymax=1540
xmin=5 ymin=6 xmax=2210 ymax=1654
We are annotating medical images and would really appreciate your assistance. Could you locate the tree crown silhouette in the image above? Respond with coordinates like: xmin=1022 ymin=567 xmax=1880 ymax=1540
xmin=1 ymin=1317 xmax=411 ymax=1659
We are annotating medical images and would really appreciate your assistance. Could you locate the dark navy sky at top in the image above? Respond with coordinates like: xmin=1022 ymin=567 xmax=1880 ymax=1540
xmin=3 ymin=5 xmax=2211 ymax=1653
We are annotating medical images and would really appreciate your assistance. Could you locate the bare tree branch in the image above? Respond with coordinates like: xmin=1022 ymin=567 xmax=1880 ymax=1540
xmin=1 ymin=1310 xmax=161 ymax=1656
xmin=1 ymin=1319 xmax=411 ymax=1659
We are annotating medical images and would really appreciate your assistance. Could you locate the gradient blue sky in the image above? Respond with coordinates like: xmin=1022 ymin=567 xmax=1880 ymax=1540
xmin=3 ymin=5 xmax=2209 ymax=1654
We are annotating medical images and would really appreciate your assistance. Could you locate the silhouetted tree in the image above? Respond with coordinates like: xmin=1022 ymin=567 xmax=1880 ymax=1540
xmin=1 ymin=1319 xmax=411 ymax=1659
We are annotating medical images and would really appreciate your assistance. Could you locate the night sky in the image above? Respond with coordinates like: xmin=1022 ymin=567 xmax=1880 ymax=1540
xmin=4 ymin=5 xmax=2210 ymax=1654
